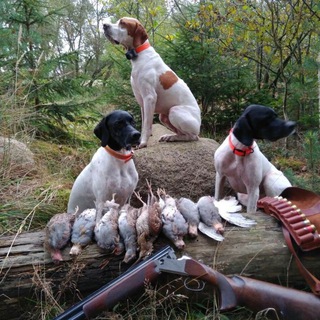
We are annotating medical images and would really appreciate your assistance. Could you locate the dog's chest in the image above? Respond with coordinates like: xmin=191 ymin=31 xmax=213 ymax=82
xmin=91 ymin=150 xmax=138 ymax=200
xmin=107 ymin=162 xmax=138 ymax=189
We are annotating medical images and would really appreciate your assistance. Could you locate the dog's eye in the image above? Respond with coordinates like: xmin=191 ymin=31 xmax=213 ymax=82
xmin=114 ymin=120 xmax=125 ymax=128
xmin=119 ymin=19 xmax=126 ymax=27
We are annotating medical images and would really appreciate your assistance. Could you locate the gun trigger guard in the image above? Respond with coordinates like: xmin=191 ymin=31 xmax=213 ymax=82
xmin=183 ymin=277 xmax=205 ymax=292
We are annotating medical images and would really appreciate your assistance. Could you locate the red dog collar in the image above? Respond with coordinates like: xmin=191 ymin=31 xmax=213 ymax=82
xmin=104 ymin=146 xmax=134 ymax=163
xmin=228 ymin=129 xmax=254 ymax=156
xmin=135 ymin=41 xmax=151 ymax=53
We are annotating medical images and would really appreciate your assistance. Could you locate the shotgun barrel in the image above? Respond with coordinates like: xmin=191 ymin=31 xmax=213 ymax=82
xmin=53 ymin=245 xmax=174 ymax=320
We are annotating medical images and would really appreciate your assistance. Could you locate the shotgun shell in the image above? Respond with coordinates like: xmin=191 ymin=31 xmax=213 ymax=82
xmin=265 ymin=197 xmax=281 ymax=207
xmin=297 ymin=233 xmax=315 ymax=245
xmin=265 ymin=198 xmax=280 ymax=208
xmin=296 ymin=225 xmax=316 ymax=236
xmin=258 ymin=197 xmax=276 ymax=206
xmin=286 ymin=213 xmax=305 ymax=224
xmin=291 ymin=219 xmax=310 ymax=230
xmin=281 ymin=206 xmax=299 ymax=218
xmin=270 ymin=197 xmax=286 ymax=206
xmin=308 ymin=224 xmax=317 ymax=233
xmin=272 ymin=201 xmax=292 ymax=211
xmin=278 ymin=204 xmax=297 ymax=215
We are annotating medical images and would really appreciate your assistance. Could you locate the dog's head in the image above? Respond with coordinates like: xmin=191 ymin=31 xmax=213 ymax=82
xmin=103 ymin=17 xmax=148 ymax=50
xmin=233 ymin=104 xmax=296 ymax=146
xmin=94 ymin=110 xmax=141 ymax=150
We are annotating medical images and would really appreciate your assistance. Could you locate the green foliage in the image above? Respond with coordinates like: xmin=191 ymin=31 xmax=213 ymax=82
xmin=0 ymin=0 xmax=102 ymax=140
xmin=159 ymin=2 xmax=256 ymax=133
xmin=303 ymin=131 xmax=320 ymax=191
xmin=304 ymin=131 xmax=320 ymax=172
xmin=164 ymin=0 xmax=320 ymax=132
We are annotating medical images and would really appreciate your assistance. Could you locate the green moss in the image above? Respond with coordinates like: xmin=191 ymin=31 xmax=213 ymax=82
xmin=274 ymin=156 xmax=305 ymax=172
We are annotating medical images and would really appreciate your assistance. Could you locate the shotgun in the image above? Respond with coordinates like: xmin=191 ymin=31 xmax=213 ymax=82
xmin=54 ymin=246 xmax=320 ymax=320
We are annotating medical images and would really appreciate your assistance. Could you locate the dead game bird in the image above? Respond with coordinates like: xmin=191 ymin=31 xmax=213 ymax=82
xmin=176 ymin=197 xmax=200 ymax=238
xmin=135 ymin=181 xmax=162 ymax=260
xmin=158 ymin=189 xmax=188 ymax=249
xmin=44 ymin=212 xmax=76 ymax=263
xmin=95 ymin=195 xmax=123 ymax=255
xmin=118 ymin=204 xmax=139 ymax=263
xmin=70 ymin=208 xmax=96 ymax=256
xmin=197 ymin=196 xmax=224 ymax=232
xmin=197 ymin=196 xmax=225 ymax=241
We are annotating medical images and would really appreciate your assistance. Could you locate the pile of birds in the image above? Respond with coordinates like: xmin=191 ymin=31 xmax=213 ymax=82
xmin=44 ymin=182 xmax=256 ymax=264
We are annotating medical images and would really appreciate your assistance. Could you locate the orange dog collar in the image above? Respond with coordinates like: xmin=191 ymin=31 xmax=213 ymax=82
xmin=104 ymin=146 xmax=134 ymax=163
xmin=228 ymin=129 xmax=254 ymax=156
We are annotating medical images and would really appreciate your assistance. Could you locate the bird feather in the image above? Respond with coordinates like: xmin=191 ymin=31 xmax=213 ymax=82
xmin=214 ymin=197 xmax=256 ymax=228
xmin=198 ymin=222 xmax=224 ymax=241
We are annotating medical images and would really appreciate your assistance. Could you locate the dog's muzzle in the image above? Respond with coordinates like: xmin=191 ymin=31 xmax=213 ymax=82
xmin=125 ymin=129 xmax=141 ymax=149
xmin=103 ymin=24 xmax=119 ymax=44
xmin=286 ymin=120 xmax=296 ymax=136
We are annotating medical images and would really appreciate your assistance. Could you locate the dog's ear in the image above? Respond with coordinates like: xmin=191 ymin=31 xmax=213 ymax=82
xmin=133 ymin=22 xmax=148 ymax=47
xmin=234 ymin=114 xmax=254 ymax=146
xmin=94 ymin=117 xmax=109 ymax=147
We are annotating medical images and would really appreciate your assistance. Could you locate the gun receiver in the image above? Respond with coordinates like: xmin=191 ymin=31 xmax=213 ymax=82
xmin=55 ymin=246 xmax=320 ymax=320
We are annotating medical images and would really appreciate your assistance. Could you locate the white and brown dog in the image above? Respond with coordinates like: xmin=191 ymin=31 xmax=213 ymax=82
xmin=214 ymin=105 xmax=296 ymax=214
xmin=103 ymin=17 xmax=201 ymax=148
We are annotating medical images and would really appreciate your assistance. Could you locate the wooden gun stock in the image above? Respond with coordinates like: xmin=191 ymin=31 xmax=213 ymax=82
xmin=184 ymin=259 xmax=320 ymax=320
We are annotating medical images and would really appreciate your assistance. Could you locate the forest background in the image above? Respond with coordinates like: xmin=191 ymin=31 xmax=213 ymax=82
xmin=0 ymin=0 xmax=320 ymax=318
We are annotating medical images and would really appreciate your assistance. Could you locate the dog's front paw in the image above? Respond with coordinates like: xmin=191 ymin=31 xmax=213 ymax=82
xmin=138 ymin=141 xmax=148 ymax=148
xmin=159 ymin=134 xmax=176 ymax=142
xmin=159 ymin=133 xmax=199 ymax=142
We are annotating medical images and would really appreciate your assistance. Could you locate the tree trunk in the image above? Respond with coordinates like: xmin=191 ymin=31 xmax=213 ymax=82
xmin=1 ymin=212 xmax=319 ymax=319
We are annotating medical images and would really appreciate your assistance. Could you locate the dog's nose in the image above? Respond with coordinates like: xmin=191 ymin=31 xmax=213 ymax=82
xmin=131 ymin=131 xmax=141 ymax=142
xmin=286 ymin=120 xmax=296 ymax=136
xmin=287 ymin=120 xmax=296 ymax=129
xmin=103 ymin=24 xmax=109 ymax=30
xmin=287 ymin=120 xmax=296 ymax=131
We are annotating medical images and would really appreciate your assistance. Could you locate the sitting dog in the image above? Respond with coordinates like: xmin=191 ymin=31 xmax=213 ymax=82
xmin=67 ymin=110 xmax=141 ymax=221
xmin=103 ymin=17 xmax=201 ymax=148
xmin=214 ymin=104 xmax=296 ymax=214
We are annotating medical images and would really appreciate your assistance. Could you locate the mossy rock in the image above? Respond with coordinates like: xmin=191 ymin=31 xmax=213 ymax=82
xmin=133 ymin=124 xmax=228 ymax=206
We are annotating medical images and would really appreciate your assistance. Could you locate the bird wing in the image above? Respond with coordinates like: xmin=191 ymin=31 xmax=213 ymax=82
xmin=198 ymin=222 xmax=224 ymax=241
xmin=214 ymin=197 xmax=256 ymax=228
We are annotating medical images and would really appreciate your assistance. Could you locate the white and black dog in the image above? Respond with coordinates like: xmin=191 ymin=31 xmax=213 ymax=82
xmin=214 ymin=104 xmax=296 ymax=214
xmin=67 ymin=110 xmax=141 ymax=221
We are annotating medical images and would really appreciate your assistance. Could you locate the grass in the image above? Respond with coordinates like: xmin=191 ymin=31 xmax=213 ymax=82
xmin=0 ymin=121 xmax=98 ymax=235
xmin=26 ymin=265 xmax=263 ymax=320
